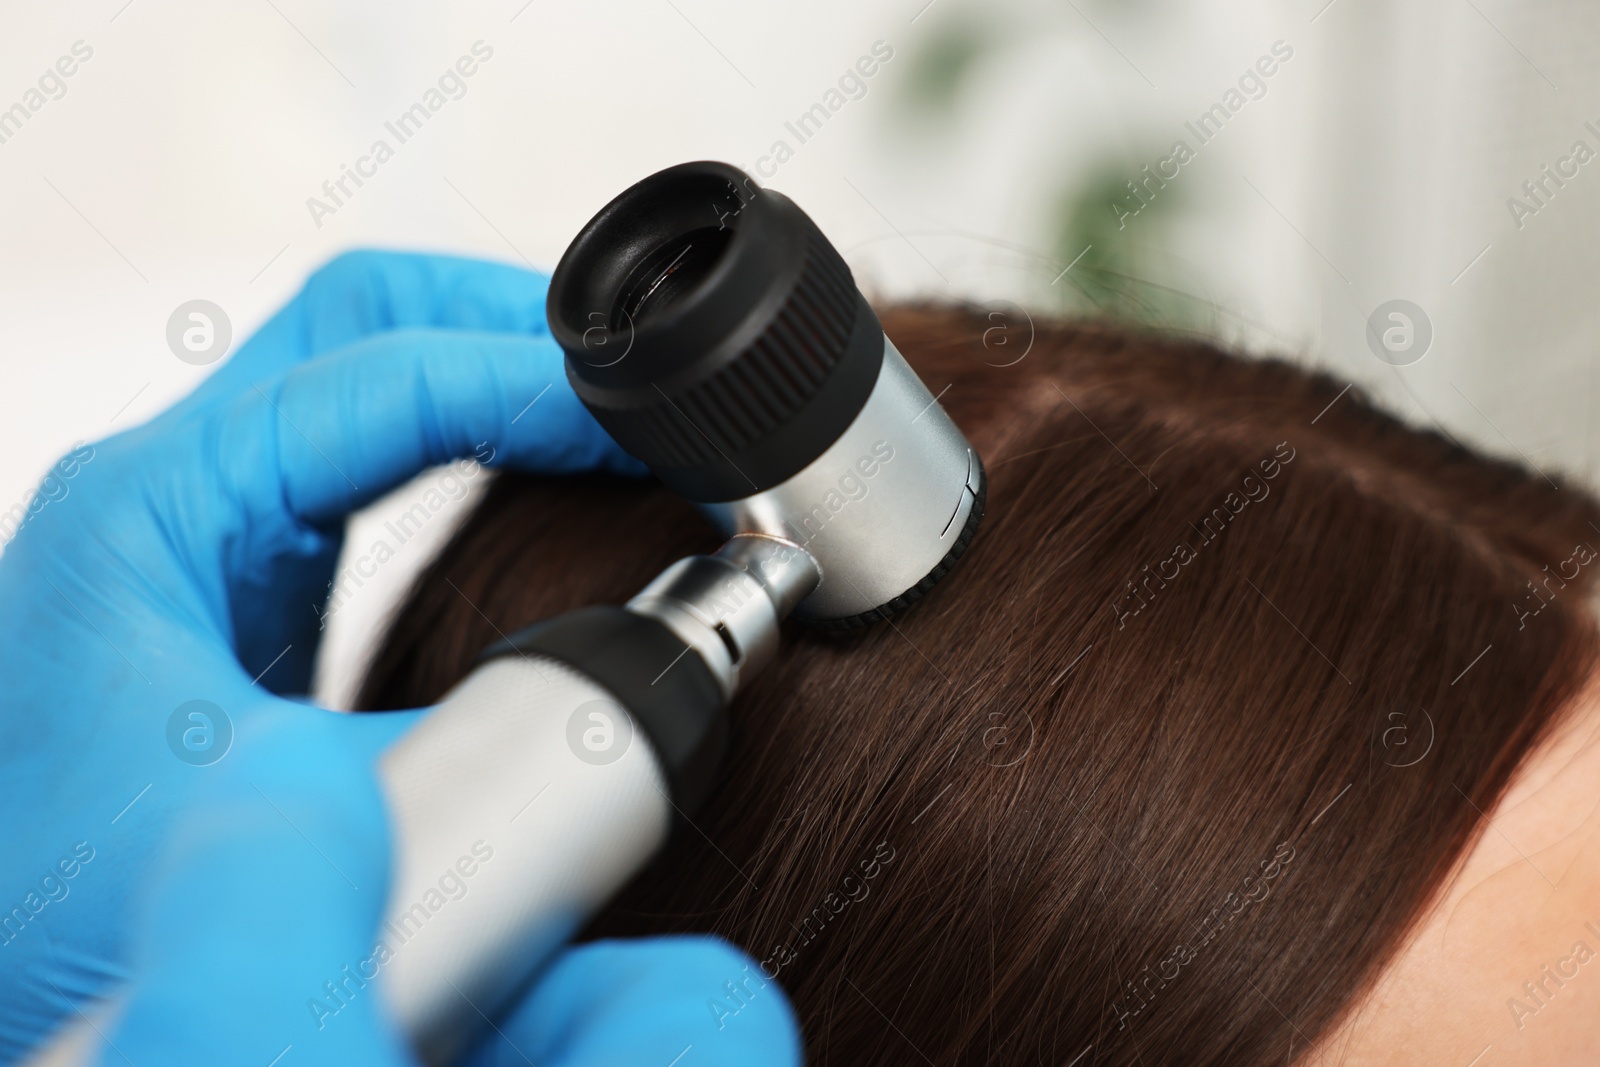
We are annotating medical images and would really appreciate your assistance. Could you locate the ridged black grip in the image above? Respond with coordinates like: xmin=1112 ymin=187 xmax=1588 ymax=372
xmin=547 ymin=162 xmax=885 ymax=504
xmin=615 ymin=229 xmax=858 ymax=469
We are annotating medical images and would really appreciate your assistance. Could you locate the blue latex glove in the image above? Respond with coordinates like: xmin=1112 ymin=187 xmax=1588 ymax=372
xmin=96 ymin=699 xmax=798 ymax=1066
xmin=0 ymin=250 xmax=800 ymax=1066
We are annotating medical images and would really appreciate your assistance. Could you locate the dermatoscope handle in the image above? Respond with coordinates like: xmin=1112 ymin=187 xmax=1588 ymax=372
xmin=14 ymin=626 xmax=694 ymax=1067
xmin=377 ymin=653 xmax=672 ymax=1066
xmin=377 ymin=539 xmax=819 ymax=1065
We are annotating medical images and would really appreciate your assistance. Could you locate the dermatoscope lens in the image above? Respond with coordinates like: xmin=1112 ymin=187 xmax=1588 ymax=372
xmin=612 ymin=226 xmax=732 ymax=330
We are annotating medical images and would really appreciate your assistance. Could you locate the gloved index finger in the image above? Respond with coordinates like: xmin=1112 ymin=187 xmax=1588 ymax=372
xmin=217 ymin=326 xmax=642 ymax=531
xmin=176 ymin=250 xmax=555 ymax=417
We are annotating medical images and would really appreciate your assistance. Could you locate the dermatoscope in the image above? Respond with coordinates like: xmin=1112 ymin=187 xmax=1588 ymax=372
xmin=380 ymin=161 xmax=985 ymax=1062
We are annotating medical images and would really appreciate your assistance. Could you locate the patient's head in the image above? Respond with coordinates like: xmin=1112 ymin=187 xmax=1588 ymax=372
xmin=359 ymin=305 xmax=1600 ymax=1065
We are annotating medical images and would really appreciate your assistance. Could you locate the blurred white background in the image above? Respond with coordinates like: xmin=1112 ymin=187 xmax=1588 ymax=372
xmin=3 ymin=0 xmax=1596 ymax=701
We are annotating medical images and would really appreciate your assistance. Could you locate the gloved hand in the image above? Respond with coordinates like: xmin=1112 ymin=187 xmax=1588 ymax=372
xmin=79 ymin=698 xmax=797 ymax=1066
xmin=0 ymin=250 xmax=799 ymax=1065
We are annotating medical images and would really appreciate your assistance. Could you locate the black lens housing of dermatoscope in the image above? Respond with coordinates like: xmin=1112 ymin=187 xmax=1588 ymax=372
xmin=547 ymin=161 xmax=985 ymax=628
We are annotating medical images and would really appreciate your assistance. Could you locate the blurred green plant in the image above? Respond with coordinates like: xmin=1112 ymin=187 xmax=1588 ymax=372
xmin=1053 ymin=162 xmax=1195 ymax=324
xmin=890 ymin=8 xmax=1200 ymax=328
xmin=897 ymin=16 xmax=996 ymax=118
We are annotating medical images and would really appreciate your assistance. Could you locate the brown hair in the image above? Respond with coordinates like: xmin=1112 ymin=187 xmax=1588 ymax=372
xmin=359 ymin=305 xmax=1600 ymax=1066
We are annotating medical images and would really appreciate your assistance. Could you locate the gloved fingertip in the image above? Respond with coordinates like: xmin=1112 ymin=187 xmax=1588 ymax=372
xmin=475 ymin=936 xmax=802 ymax=1067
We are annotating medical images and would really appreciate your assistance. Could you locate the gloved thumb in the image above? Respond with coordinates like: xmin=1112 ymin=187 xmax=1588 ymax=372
xmin=92 ymin=701 xmax=418 ymax=1067
xmin=468 ymin=936 xmax=804 ymax=1067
